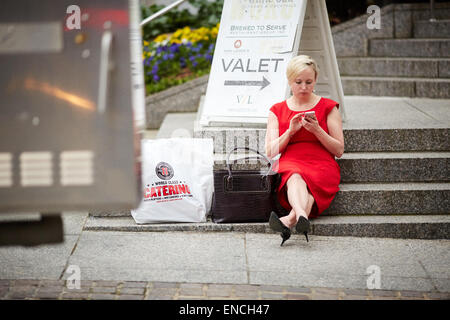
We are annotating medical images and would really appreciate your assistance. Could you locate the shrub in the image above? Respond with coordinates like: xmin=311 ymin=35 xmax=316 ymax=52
xmin=141 ymin=0 xmax=224 ymax=41
xmin=142 ymin=24 xmax=219 ymax=95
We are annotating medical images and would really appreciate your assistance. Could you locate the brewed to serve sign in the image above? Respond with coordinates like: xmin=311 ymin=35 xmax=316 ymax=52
xmin=200 ymin=0 xmax=307 ymax=125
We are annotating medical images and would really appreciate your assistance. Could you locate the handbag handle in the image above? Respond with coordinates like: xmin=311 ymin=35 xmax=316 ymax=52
xmin=226 ymin=147 xmax=273 ymax=177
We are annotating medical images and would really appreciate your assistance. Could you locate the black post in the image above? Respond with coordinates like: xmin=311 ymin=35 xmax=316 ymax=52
xmin=0 ymin=214 xmax=64 ymax=246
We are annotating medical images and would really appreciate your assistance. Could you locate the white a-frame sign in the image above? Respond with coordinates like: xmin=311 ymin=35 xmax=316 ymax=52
xmin=199 ymin=0 xmax=345 ymax=126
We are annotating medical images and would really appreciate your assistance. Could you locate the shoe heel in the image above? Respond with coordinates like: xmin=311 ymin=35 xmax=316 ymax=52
xmin=295 ymin=216 xmax=310 ymax=233
xmin=280 ymin=230 xmax=291 ymax=246
xmin=295 ymin=216 xmax=310 ymax=242
xmin=269 ymin=212 xmax=292 ymax=246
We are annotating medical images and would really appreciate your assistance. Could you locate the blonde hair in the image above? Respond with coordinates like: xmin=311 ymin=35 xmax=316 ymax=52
xmin=286 ymin=55 xmax=319 ymax=83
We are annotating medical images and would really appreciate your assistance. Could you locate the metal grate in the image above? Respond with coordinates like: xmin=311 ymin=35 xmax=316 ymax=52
xmin=0 ymin=153 xmax=13 ymax=187
xmin=20 ymin=152 xmax=53 ymax=187
xmin=60 ymin=150 xmax=94 ymax=186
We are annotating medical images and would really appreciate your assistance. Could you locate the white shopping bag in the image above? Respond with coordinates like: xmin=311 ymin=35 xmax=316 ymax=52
xmin=131 ymin=138 xmax=214 ymax=224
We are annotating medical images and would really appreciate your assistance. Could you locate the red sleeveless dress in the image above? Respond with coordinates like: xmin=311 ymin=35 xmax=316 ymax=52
xmin=270 ymin=97 xmax=341 ymax=219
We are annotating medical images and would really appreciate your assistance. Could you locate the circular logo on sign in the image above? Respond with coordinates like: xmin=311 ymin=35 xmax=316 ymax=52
xmin=155 ymin=162 xmax=174 ymax=180
xmin=234 ymin=40 xmax=242 ymax=48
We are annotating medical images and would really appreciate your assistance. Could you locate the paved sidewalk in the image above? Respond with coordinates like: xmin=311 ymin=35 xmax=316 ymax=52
xmin=0 ymin=212 xmax=449 ymax=300
xmin=1 ymin=279 xmax=449 ymax=300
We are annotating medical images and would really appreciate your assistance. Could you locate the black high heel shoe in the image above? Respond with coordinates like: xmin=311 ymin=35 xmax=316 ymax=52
xmin=269 ymin=211 xmax=291 ymax=246
xmin=295 ymin=216 xmax=311 ymax=242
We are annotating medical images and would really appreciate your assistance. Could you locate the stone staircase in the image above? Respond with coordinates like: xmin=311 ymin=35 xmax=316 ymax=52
xmin=88 ymin=4 xmax=450 ymax=240
xmin=89 ymin=96 xmax=449 ymax=239
xmin=190 ymin=96 xmax=450 ymax=239
xmin=335 ymin=5 xmax=450 ymax=98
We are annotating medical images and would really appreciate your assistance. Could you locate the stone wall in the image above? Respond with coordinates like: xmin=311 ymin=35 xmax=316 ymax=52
xmin=145 ymin=75 xmax=209 ymax=129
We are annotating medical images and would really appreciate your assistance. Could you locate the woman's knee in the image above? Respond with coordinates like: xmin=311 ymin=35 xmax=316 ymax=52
xmin=287 ymin=173 xmax=306 ymax=188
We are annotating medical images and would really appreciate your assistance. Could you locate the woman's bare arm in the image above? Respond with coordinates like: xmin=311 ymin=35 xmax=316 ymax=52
xmin=265 ymin=111 xmax=297 ymax=159
xmin=307 ymin=106 xmax=345 ymax=158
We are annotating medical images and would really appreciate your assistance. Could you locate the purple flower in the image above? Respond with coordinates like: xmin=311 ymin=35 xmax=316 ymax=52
xmin=153 ymin=74 xmax=160 ymax=82
xmin=180 ymin=57 xmax=186 ymax=68
xmin=169 ymin=43 xmax=179 ymax=53
xmin=151 ymin=65 xmax=159 ymax=74
xmin=208 ymin=43 xmax=214 ymax=52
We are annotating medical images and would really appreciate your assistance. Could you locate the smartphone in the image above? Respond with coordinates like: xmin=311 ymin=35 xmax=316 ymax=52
xmin=304 ymin=111 xmax=316 ymax=119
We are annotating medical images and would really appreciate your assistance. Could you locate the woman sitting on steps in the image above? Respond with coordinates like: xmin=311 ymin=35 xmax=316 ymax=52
xmin=265 ymin=55 xmax=344 ymax=246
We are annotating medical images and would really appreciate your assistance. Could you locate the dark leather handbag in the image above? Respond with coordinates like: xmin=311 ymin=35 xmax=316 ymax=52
xmin=211 ymin=147 xmax=281 ymax=223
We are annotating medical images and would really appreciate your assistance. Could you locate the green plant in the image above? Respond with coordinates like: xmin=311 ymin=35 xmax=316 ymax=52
xmin=189 ymin=0 xmax=224 ymax=26
xmin=141 ymin=0 xmax=223 ymax=42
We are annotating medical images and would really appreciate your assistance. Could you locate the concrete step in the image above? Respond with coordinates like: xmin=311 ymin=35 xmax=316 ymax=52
xmin=369 ymin=38 xmax=450 ymax=58
xmin=339 ymin=152 xmax=450 ymax=183
xmin=90 ymin=182 xmax=450 ymax=217
xmin=213 ymin=152 xmax=450 ymax=183
xmin=343 ymin=128 xmax=449 ymax=152
xmin=414 ymin=20 xmax=450 ymax=39
xmin=195 ymin=127 xmax=450 ymax=155
xmin=84 ymin=215 xmax=450 ymax=240
xmin=337 ymin=57 xmax=450 ymax=78
xmin=156 ymin=112 xmax=197 ymax=139
xmin=326 ymin=182 xmax=449 ymax=215
xmin=195 ymin=96 xmax=450 ymax=153
xmin=341 ymin=76 xmax=450 ymax=98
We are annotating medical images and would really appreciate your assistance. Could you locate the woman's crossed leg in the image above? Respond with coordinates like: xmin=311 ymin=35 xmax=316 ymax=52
xmin=280 ymin=173 xmax=315 ymax=229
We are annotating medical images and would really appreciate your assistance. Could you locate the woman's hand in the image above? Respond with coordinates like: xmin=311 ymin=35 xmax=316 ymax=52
xmin=301 ymin=114 xmax=320 ymax=134
xmin=288 ymin=113 xmax=303 ymax=137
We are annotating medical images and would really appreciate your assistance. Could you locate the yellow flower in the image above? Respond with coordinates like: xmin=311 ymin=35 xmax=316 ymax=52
xmin=182 ymin=26 xmax=191 ymax=34
xmin=170 ymin=38 xmax=182 ymax=44
xmin=154 ymin=34 xmax=169 ymax=43
xmin=151 ymin=25 xmax=219 ymax=46
xmin=173 ymin=29 xmax=183 ymax=38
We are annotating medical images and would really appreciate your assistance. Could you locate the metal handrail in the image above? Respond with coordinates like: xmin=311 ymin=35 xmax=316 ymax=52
xmin=140 ymin=0 xmax=188 ymax=27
